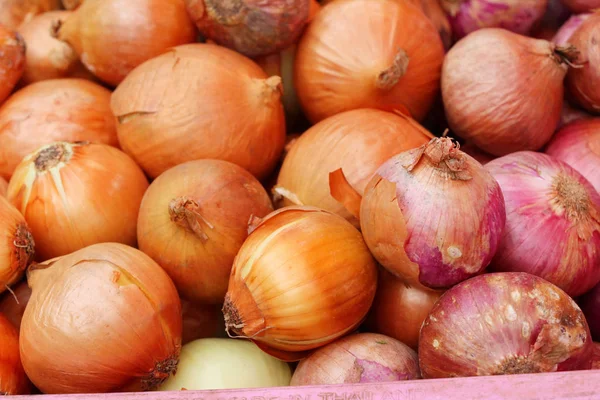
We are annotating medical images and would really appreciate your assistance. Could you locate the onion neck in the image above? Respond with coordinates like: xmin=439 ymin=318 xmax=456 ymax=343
xmin=34 ymin=143 xmax=73 ymax=172
xmin=168 ymin=197 xmax=214 ymax=242
xmin=404 ymin=137 xmax=473 ymax=181
xmin=552 ymin=45 xmax=581 ymax=68
xmin=376 ymin=49 xmax=410 ymax=91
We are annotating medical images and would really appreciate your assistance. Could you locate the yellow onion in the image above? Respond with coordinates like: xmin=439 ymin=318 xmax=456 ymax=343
xmin=223 ymin=206 xmax=378 ymax=361
xmin=137 ymin=159 xmax=273 ymax=305
xmin=0 ymin=313 xmax=32 ymax=395
xmin=0 ymin=280 xmax=31 ymax=330
xmin=7 ymin=141 xmax=149 ymax=261
xmin=20 ymin=243 xmax=182 ymax=394
xmin=360 ymin=137 xmax=506 ymax=290
xmin=0 ymin=0 xmax=60 ymax=30
xmin=275 ymin=109 xmax=432 ymax=226
xmin=442 ymin=28 xmax=575 ymax=156
xmin=0 ymin=25 xmax=26 ymax=105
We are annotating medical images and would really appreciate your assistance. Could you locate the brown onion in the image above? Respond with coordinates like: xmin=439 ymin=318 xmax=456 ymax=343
xmin=0 ymin=177 xmax=7 ymax=197
xmin=0 ymin=79 xmax=118 ymax=180
xmin=55 ymin=0 xmax=196 ymax=86
xmin=0 ymin=280 xmax=31 ymax=330
xmin=365 ymin=268 xmax=442 ymax=350
xmin=7 ymin=141 xmax=149 ymax=261
xmin=0 ymin=26 xmax=26 ymax=105
xmin=486 ymin=152 xmax=600 ymax=297
xmin=566 ymin=13 xmax=600 ymax=114
xmin=295 ymin=0 xmax=445 ymax=124
xmin=111 ymin=44 xmax=286 ymax=181
xmin=181 ymin=299 xmax=222 ymax=345
xmin=137 ymin=159 xmax=273 ymax=305
xmin=561 ymin=0 xmax=600 ymax=12
xmin=290 ymin=333 xmax=420 ymax=385
xmin=275 ymin=109 xmax=432 ymax=225
xmin=419 ymin=272 xmax=593 ymax=377
xmin=20 ymin=243 xmax=182 ymax=394
xmin=0 ymin=313 xmax=31 ymax=395
xmin=360 ymin=137 xmax=506 ymax=290
xmin=443 ymin=28 xmax=575 ymax=156
xmin=553 ymin=13 xmax=592 ymax=45
xmin=223 ymin=206 xmax=377 ymax=361
xmin=0 ymin=0 xmax=60 ymax=30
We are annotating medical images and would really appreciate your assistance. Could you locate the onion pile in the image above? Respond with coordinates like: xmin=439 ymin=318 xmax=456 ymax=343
xmin=0 ymin=25 xmax=26 ymax=105
xmin=0 ymin=281 xmax=31 ymax=330
xmin=0 ymin=313 xmax=31 ymax=395
xmin=486 ymin=152 xmax=600 ymax=297
xmin=7 ymin=141 xmax=149 ymax=260
xmin=0 ymin=0 xmax=60 ymax=30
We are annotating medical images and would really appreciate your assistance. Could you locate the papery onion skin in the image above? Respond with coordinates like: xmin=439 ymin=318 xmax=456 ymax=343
xmin=365 ymin=268 xmax=442 ymax=350
xmin=419 ymin=272 xmax=593 ymax=378
xmin=0 ymin=177 xmax=7 ymax=197
xmin=20 ymin=243 xmax=182 ymax=394
xmin=0 ymin=313 xmax=31 ymax=395
xmin=291 ymin=333 xmax=420 ymax=385
xmin=0 ymin=281 xmax=31 ymax=331
xmin=360 ymin=137 xmax=506 ymax=290
xmin=0 ymin=26 xmax=26 ymax=105
xmin=566 ymin=13 xmax=600 ymax=114
xmin=181 ymin=299 xmax=223 ymax=345
xmin=0 ymin=0 xmax=60 ymax=30
xmin=295 ymin=0 xmax=445 ymax=124
xmin=440 ymin=0 xmax=548 ymax=39
xmin=137 ymin=159 xmax=273 ymax=305
xmin=275 ymin=109 xmax=432 ymax=225
xmin=186 ymin=0 xmax=310 ymax=58
xmin=56 ymin=0 xmax=197 ymax=87
xmin=111 ymin=44 xmax=286 ymax=181
xmin=553 ymin=13 xmax=591 ymax=45
xmin=486 ymin=152 xmax=600 ymax=297
xmin=561 ymin=0 xmax=600 ymax=13
xmin=442 ymin=28 xmax=572 ymax=156
xmin=223 ymin=206 xmax=378 ymax=361
xmin=545 ymin=118 xmax=600 ymax=194
xmin=0 ymin=79 xmax=118 ymax=180
xmin=7 ymin=142 xmax=149 ymax=261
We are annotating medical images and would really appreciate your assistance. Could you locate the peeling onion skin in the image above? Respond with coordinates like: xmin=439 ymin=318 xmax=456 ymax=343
xmin=275 ymin=109 xmax=432 ymax=226
xmin=0 ymin=79 xmax=118 ymax=181
xmin=553 ymin=13 xmax=592 ymax=46
xmin=442 ymin=28 xmax=572 ymax=156
xmin=295 ymin=0 xmax=445 ymax=124
xmin=561 ymin=0 xmax=600 ymax=13
xmin=137 ymin=159 xmax=273 ymax=305
xmin=360 ymin=137 xmax=506 ymax=291
xmin=440 ymin=0 xmax=548 ymax=40
xmin=545 ymin=118 xmax=600 ymax=194
xmin=20 ymin=243 xmax=183 ymax=394
xmin=111 ymin=44 xmax=286 ymax=181
xmin=0 ymin=280 xmax=31 ymax=331
xmin=0 ymin=0 xmax=60 ymax=30
xmin=55 ymin=0 xmax=197 ymax=87
xmin=486 ymin=152 xmax=600 ymax=297
xmin=419 ymin=272 xmax=593 ymax=378
xmin=0 ymin=26 xmax=26 ymax=105
xmin=0 ymin=313 xmax=32 ymax=395
xmin=6 ymin=142 xmax=149 ymax=261
xmin=186 ymin=0 xmax=310 ymax=58
xmin=290 ymin=333 xmax=420 ymax=385
xmin=223 ymin=206 xmax=378 ymax=361
xmin=566 ymin=13 xmax=600 ymax=115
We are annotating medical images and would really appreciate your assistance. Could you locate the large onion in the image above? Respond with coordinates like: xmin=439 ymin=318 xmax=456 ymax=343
xmin=561 ymin=0 xmax=600 ymax=12
xmin=553 ymin=13 xmax=592 ymax=45
xmin=420 ymin=272 xmax=593 ymax=377
xmin=486 ymin=151 xmax=600 ymax=297
xmin=0 ymin=313 xmax=31 ymax=395
xmin=0 ymin=26 xmax=26 ymax=105
xmin=55 ymin=0 xmax=197 ymax=86
xmin=0 ymin=281 xmax=31 ymax=330
xmin=7 ymin=142 xmax=149 ymax=261
xmin=291 ymin=333 xmax=420 ymax=385
xmin=223 ymin=206 xmax=377 ymax=361
xmin=20 ymin=243 xmax=182 ymax=394
xmin=275 ymin=109 xmax=432 ymax=225
xmin=360 ymin=137 xmax=506 ymax=290
xmin=0 ymin=79 xmax=118 ymax=180
xmin=0 ymin=0 xmax=60 ymax=30
xmin=442 ymin=28 xmax=575 ymax=156
xmin=111 ymin=44 xmax=286 ymax=181
xmin=294 ymin=0 xmax=445 ymax=124
xmin=137 ymin=159 xmax=273 ymax=305
xmin=580 ymin=282 xmax=600 ymax=341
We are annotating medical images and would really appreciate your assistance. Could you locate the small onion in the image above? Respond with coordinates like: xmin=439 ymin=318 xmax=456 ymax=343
xmin=295 ymin=0 xmax=445 ymax=124
xmin=580 ymin=282 xmax=600 ymax=341
xmin=545 ymin=118 xmax=600 ymax=193
xmin=442 ymin=28 xmax=575 ymax=156
xmin=0 ymin=79 xmax=118 ymax=180
xmin=486 ymin=151 xmax=600 ymax=297
xmin=0 ymin=313 xmax=31 ymax=395
xmin=365 ymin=268 xmax=442 ymax=350
xmin=185 ymin=0 xmax=310 ymax=58
xmin=0 ymin=177 xmax=7 ymax=197
xmin=553 ymin=13 xmax=592 ymax=45
xmin=55 ymin=0 xmax=197 ymax=86
xmin=223 ymin=206 xmax=377 ymax=361
xmin=20 ymin=243 xmax=182 ymax=394
xmin=291 ymin=333 xmax=420 ymax=385
xmin=0 ymin=280 xmax=31 ymax=331
xmin=137 ymin=159 xmax=273 ymax=305
xmin=360 ymin=137 xmax=506 ymax=290
xmin=7 ymin=141 xmax=149 ymax=261
xmin=111 ymin=44 xmax=286 ymax=181
xmin=181 ymin=299 xmax=222 ymax=345
xmin=0 ymin=26 xmax=26 ymax=105
xmin=0 ymin=0 xmax=60 ymax=30
xmin=561 ymin=0 xmax=600 ymax=12
xmin=566 ymin=13 xmax=600 ymax=114
xmin=275 ymin=109 xmax=432 ymax=225
xmin=440 ymin=0 xmax=548 ymax=39
xmin=419 ymin=272 xmax=593 ymax=377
